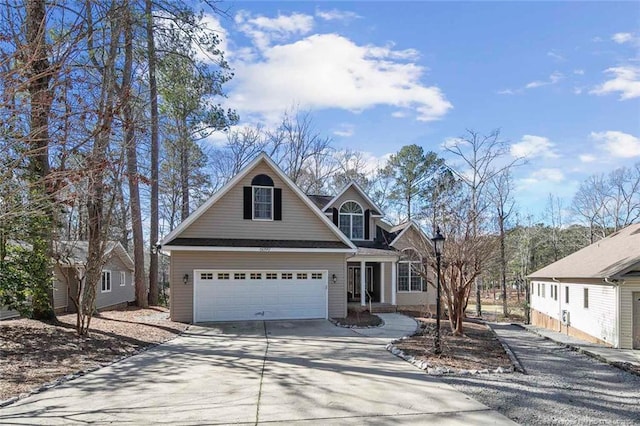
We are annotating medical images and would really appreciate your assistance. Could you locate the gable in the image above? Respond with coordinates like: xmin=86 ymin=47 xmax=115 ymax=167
xmin=325 ymin=184 xmax=381 ymax=215
xmin=178 ymin=161 xmax=342 ymax=242
xmin=390 ymin=225 xmax=430 ymax=252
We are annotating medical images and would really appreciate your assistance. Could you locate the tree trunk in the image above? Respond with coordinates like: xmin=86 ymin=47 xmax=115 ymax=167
xmin=500 ymin=215 xmax=508 ymax=316
xmin=122 ymin=1 xmax=147 ymax=308
xmin=180 ymin=130 xmax=189 ymax=221
xmin=146 ymin=0 xmax=159 ymax=305
xmin=26 ymin=0 xmax=56 ymax=321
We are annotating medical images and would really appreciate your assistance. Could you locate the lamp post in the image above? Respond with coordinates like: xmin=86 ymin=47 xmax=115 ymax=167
xmin=431 ymin=227 xmax=445 ymax=355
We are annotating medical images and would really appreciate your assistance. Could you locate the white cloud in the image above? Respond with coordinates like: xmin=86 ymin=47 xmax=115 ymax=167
xmin=510 ymin=135 xmax=559 ymax=159
xmin=334 ymin=124 xmax=355 ymax=137
xmin=547 ymin=50 xmax=565 ymax=61
xmin=611 ymin=32 xmax=636 ymax=44
xmin=579 ymin=154 xmax=596 ymax=163
xmin=391 ymin=111 xmax=408 ymax=118
xmin=573 ymin=69 xmax=585 ymax=75
xmin=235 ymin=11 xmax=314 ymax=51
xmin=497 ymin=89 xmax=517 ymax=95
xmin=590 ymin=131 xmax=640 ymax=158
xmin=573 ymin=87 xmax=584 ymax=95
xmin=531 ymin=168 xmax=565 ymax=182
xmin=590 ymin=66 xmax=640 ymax=100
xmin=525 ymin=71 xmax=563 ymax=89
xmin=316 ymin=9 xmax=360 ymax=22
xmin=229 ymin=33 xmax=452 ymax=123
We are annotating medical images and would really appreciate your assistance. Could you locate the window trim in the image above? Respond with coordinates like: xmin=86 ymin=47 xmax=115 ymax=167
xmin=252 ymin=185 xmax=274 ymax=221
xmin=120 ymin=271 xmax=126 ymax=287
xmin=101 ymin=270 xmax=112 ymax=293
xmin=397 ymin=249 xmax=424 ymax=293
xmin=565 ymin=286 xmax=569 ymax=304
xmin=338 ymin=201 xmax=364 ymax=240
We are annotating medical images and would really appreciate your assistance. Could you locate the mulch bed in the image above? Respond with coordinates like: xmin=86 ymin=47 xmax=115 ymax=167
xmin=332 ymin=310 xmax=383 ymax=327
xmin=394 ymin=317 xmax=512 ymax=371
xmin=0 ymin=306 xmax=187 ymax=401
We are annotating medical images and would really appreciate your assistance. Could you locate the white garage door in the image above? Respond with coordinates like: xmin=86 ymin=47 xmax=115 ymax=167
xmin=193 ymin=270 xmax=328 ymax=322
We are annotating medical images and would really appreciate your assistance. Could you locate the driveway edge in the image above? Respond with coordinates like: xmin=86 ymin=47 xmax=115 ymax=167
xmin=0 ymin=324 xmax=192 ymax=409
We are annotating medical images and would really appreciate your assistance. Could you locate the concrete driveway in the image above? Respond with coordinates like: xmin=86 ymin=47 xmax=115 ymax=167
xmin=0 ymin=314 xmax=514 ymax=425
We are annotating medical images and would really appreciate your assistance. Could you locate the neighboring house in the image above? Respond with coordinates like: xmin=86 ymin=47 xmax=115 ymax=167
xmin=528 ymin=223 xmax=640 ymax=349
xmin=161 ymin=152 xmax=435 ymax=323
xmin=0 ymin=241 xmax=135 ymax=320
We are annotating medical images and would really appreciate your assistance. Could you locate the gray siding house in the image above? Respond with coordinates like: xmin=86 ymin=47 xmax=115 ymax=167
xmin=1 ymin=241 xmax=135 ymax=319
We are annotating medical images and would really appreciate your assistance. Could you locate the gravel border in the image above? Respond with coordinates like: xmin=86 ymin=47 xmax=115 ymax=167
xmin=0 ymin=325 xmax=191 ymax=408
xmin=485 ymin=322 xmax=527 ymax=374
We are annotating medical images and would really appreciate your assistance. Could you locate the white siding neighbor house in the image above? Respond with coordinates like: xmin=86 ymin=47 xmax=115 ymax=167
xmin=528 ymin=223 xmax=640 ymax=349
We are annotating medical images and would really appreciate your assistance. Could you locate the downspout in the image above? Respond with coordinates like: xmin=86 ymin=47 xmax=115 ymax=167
xmin=604 ymin=277 xmax=623 ymax=348
xmin=552 ymin=278 xmax=561 ymax=332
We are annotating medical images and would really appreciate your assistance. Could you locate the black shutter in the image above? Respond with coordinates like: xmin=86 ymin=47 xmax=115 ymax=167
xmin=243 ymin=186 xmax=252 ymax=219
xmin=364 ymin=209 xmax=371 ymax=240
xmin=332 ymin=208 xmax=339 ymax=226
xmin=274 ymin=188 xmax=282 ymax=220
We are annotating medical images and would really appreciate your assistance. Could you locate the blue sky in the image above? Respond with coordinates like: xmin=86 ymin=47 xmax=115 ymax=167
xmin=201 ymin=1 xmax=640 ymax=219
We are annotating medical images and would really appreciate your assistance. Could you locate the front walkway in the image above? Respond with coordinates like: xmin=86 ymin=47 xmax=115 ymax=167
xmin=522 ymin=324 xmax=640 ymax=369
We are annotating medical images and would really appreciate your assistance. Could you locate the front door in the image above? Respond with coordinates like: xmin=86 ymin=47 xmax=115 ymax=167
xmin=348 ymin=266 xmax=374 ymax=302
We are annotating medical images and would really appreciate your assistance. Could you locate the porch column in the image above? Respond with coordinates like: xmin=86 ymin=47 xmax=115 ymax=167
xmin=380 ymin=262 xmax=386 ymax=303
xmin=391 ymin=261 xmax=397 ymax=305
xmin=360 ymin=260 xmax=366 ymax=306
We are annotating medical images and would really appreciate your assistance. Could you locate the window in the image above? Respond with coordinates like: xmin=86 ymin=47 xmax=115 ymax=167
xmin=217 ymin=273 xmax=230 ymax=280
xmin=398 ymin=249 xmax=423 ymax=292
xmin=282 ymin=273 xmax=293 ymax=280
xmin=311 ymin=273 xmax=323 ymax=280
xmin=542 ymin=283 xmax=546 ymax=298
xmin=297 ymin=273 xmax=308 ymax=279
xmin=234 ymin=273 xmax=246 ymax=280
xmin=200 ymin=273 xmax=213 ymax=280
xmin=565 ymin=286 xmax=570 ymax=304
xmin=253 ymin=187 xmax=273 ymax=220
xmin=101 ymin=271 xmax=111 ymax=293
xmin=250 ymin=273 xmax=262 ymax=280
xmin=120 ymin=271 xmax=126 ymax=286
xmin=266 ymin=273 xmax=278 ymax=280
xmin=339 ymin=201 xmax=364 ymax=239
xmin=537 ymin=283 xmax=540 ymax=296
xmin=584 ymin=288 xmax=589 ymax=308
xmin=553 ymin=285 xmax=558 ymax=301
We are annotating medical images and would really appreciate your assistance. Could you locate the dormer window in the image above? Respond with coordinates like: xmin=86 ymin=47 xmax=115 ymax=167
xmin=339 ymin=201 xmax=364 ymax=239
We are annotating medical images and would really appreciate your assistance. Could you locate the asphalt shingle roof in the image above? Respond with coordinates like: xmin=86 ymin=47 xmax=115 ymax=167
xmin=528 ymin=223 xmax=640 ymax=280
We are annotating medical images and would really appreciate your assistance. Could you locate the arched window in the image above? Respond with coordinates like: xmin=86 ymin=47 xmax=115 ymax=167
xmin=339 ymin=201 xmax=364 ymax=239
xmin=398 ymin=248 xmax=424 ymax=292
xmin=252 ymin=174 xmax=274 ymax=220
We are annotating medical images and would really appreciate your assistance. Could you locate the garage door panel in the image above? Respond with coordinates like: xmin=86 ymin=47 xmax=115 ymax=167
xmin=194 ymin=270 xmax=327 ymax=322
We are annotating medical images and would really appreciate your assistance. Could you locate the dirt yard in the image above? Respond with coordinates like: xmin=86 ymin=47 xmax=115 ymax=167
xmin=0 ymin=307 xmax=187 ymax=401
xmin=394 ymin=317 xmax=512 ymax=372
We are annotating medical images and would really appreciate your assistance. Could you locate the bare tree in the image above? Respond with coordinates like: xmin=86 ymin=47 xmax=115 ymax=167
xmin=490 ymin=169 xmax=515 ymax=316
xmin=444 ymin=129 xmax=520 ymax=317
xmin=268 ymin=108 xmax=333 ymax=187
